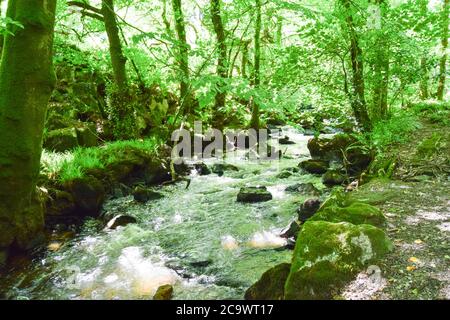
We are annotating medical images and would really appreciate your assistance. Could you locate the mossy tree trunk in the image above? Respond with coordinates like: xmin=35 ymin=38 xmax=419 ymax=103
xmin=342 ymin=0 xmax=371 ymax=131
xmin=0 ymin=0 xmax=57 ymax=251
xmin=437 ymin=0 xmax=449 ymax=101
xmin=172 ymin=0 xmax=193 ymax=116
xmin=249 ymin=0 xmax=262 ymax=130
xmin=102 ymin=0 xmax=128 ymax=92
xmin=211 ymin=0 xmax=227 ymax=130
xmin=371 ymin=0 xmax=389 ymax=121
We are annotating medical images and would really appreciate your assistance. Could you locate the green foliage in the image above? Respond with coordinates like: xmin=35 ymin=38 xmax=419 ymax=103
xmin=42 ymin=137 xmax=162 ymax=183
xmin=416 ymin=132 xmax=445 ymax=158
xmin=411 ymin=101 xmax=450 ymax=126
xmin=365 ymin=110 xmax=421 ymax=152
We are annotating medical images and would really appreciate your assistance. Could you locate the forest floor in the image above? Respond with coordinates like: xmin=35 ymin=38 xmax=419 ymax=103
xmin=343 ymin=120 xmax=450 ymax=300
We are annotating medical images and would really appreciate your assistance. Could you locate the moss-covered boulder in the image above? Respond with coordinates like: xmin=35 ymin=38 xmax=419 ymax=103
xmin=64 ymin=176 xmax=105 ymax=217
xmin=237 ymin=186 xmax=273 ymax=203
xmin=44 ymin=128 xmax=79 ymax=152
xmin=322 ymin=170 xmax=346 ymax=187
xmin=307 ymin=134 xmax=354 ymax=161
xmin=132 ymin=186 xmax=163 ymax=203
xmin=285 ymin=183 xmax=320 ymax=196
xmin=299 ymin=159 xmax=328 ymax=174
xmin=310 ymin=202 xmax=386 ymax=227
xmin=245 ymin=263 xmax=291 ymax=300
xmin=284 ymin=221 xmax=392 ymax=300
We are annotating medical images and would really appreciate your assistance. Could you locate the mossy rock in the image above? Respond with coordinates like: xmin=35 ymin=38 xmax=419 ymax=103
xmin=309 ymin=202 xmax=386 ymax=227
xmin=64 ymin=176 xmax=105 ymax=217
xmin=346 ymin=178 xmax=397 ymax=205
xmin=153 ymin=285 xmax=173 ymax=300
xmin=245 ymin=263 xmax=291 ymax=300
xmin=237 ymin=186 xmax=273 ymax=203
xmin=284 ymin=221 xmax=392 ymax=300
xmin=322 ymin=170 xmax=346 ymax=187
xmin=44 ymin=128 xmax=79 ymax=152
xmin=307 ymin=134 xmax=355 ymax=162
xmin=299 ymin=159 xmax=328 ymax=174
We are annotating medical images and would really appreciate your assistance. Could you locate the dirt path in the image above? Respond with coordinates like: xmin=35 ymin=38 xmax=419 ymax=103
xmin=344 ymin=121 xmax=450 ymax=300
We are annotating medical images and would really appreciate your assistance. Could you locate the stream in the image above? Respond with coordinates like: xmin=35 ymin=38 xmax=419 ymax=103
xmin=1 ymin=127 xmax=330 ymax=300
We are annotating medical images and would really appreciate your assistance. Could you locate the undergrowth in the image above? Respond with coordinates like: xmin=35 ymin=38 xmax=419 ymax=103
xmin=41 ymin=137 xmax=162 ymax=183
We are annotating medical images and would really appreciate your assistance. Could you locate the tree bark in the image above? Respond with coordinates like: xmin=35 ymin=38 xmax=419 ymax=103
xmin=102 ymin=0 xmax=128 ymax=92
xmin=250 ymin=0 xmax=262 ymax=130
xmin=0 ymin=0 xmax=57 ymax=251
xmin=437 ymin=0 xmax=449 ymax=101
xmin=342 ymin=0 xmax=371 ymax=131
xmin=371 ymin=0 xmax=389 ymax=120
xmin=172 ymin=0 xmax=193 ymax=115
xmin=420 ymin=56 xmax=429 ymax=99
xmin=211 ymin=0 xmax=227 ymax=130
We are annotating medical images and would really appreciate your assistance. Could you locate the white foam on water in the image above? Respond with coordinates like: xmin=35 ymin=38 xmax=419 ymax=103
xmin=248 ymin=231 xmax=287 ymax=249
xmin=221 ymin=235 xmax=239 ymax=250
xmin=116 ymin=247 xmax=179 ymax=297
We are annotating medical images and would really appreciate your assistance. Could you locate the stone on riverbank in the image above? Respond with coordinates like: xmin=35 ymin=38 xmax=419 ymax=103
xmin=284 ymin=221 xmax=392 ymax=300
xmin=298 ymin=198 xmax=322 ymax=222
xmin=322 ymin=169 xmax=347 ymax=187
xmin=309 ymin=202 xmax=386 ymax=227
xmin=245 ymin=263 xmax=291 ymax=300
xmin=299 ymin=159 xmax=328 ymax=174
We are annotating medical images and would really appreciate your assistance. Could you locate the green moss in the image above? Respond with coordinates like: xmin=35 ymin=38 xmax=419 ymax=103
xmin=284 ymin=221 xmax=392 ymax=300
xmin=46 ymin=137 xmax=163 ymax=183
xmin=245 ymin=263 xmax=291 ymax=300
xmin=310 ymin=202 xmax=386 ymax=227
xmin=346 ymin=178 xmax=397 ymax=205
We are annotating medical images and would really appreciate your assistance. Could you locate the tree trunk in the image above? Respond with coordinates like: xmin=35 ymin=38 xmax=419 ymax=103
xmin=420 ymin=56 xmax=429 ymax=99
xmin=371 ymin=0 xmax=389 ymax=120
xmin=0 ymin=0 xmax=3 ymax=56
xmin=0 ymin=0 xmax=57 ymax=252
xmin=437 ymin=0 xmax=449 ymax=101
xmin=102 ymin=0 xmax=128 ymax=92
xmin=241 ymin=40 xmax=250 ymax=79
xmin=342 ymin=0 xmax=371 ymax=131
xmin=250 ymin=0 xmax=262 ymax=130
xmin=211 ymin=0 xmax=227 ymax=130
xmin=172 ymin=0 xmax=193 ymax=115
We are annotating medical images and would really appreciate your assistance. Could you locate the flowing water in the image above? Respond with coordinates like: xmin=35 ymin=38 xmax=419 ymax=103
xmin=1 ymin=127 xmax=329 ymax=300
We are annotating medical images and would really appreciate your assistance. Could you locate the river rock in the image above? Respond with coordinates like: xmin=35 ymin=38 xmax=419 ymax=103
xmin=194 ymin=162 xmax=211 ymax=176
xmin=322 ymin=170 xmax=347 ymax=187
xmin=64 ymin=176 xmax=105 ymax=217
xmin=298 ymin=198 xmax=322 ymax=222
xmin=279 ymin=136 xmax=295 ymax=145
xmin=237 ymin=186 xmax=273 ymax=203
xmin=106 ymin=215 xmax=137 ymax=229
xmin=309 ymin=202 xmax=386 ymax=227
xmin=285 ymin=183 xmax=320 ymax=196
xmin=299 ymin=159 xmax=328 ymax=174
xmin=153 ymin=285 xmax=173 ymax=300
xmin=132 ymin=186 xmax=163 ymax=203
xmin=173 ymin=161 xmax=192 ymax=176
xmin=245 ymin=263 xmax=291 ymax=300
xmin=284 ymin=221 xmax=392 ymax=300
xmin=280 ymin=220 xmax=301 ymax=239
xmin=307 ymin=134 xmax=354 ymax=162
xmin=211 ymin=163 xmax=239 ymax=176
